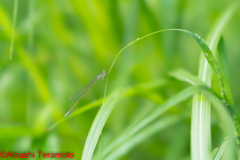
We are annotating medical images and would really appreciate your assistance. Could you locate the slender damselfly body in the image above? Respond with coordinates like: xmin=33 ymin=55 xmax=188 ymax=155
xmin=65 ymin=70 xmax=107 ymax=117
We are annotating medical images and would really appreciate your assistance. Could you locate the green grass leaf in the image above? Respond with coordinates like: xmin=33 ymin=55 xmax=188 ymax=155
xmin=169 ymin=68 xmax=223 ymax=100
xmin=81 ymin=88 xmax=126 ymax=160
xmin=9 ymin=0 xmax=19 ymax=60
xmin=211 ymin=135 xmax=237 ymax=160
xmin=100 ymin=85 xmax=224 ymax=159
xmin=99 ymin=116 xmax=180 ymax=160
xmin=79 ymin=4 xmax=239 ymax=157
xmin=191 ymin=3 xmax=239 ymax=159
xmin=48 ymin=98 xmax=104 ymax=131
xmin=169 ymin=68 xmax=205 ymax=86
xmin=81 ymin=25 xmax=240 ymax=159
xmin=81 ymin=78 xmax=167 ymax=160
xmin=217 ymin=37 xmax=231 ymax=83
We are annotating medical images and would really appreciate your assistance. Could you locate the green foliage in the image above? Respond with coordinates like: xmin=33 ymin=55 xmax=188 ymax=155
xmin=1 ymin=1 xmax=240 ymax=160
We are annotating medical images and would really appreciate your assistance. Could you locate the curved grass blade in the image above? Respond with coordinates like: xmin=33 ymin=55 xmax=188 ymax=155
xmin=169 ymin=68 xmax=223 ymax=101
xmin=81 ymin=88 xmax=126 ymax=160
xmin=101 ymin=83 xmax=233 ymax=160
xmin=106 ymin=27 xmax=240 ymax=131
xmin=81 ymin=77 xmax=167 ymax=160
xmin=184 ymin=28 xmax=240 ymax=137
xmin=188 ymin=31 xmax=234 ymax=105
xmin=107 ymin=26 xmax=237 ymax=117
xmin=97 ymin=21 xmax=240 ymax=157
xmin=82 ymin=17 xmax=240 ymax=159
xmin=100 ymin=85 xmax=226 ymax=159
xmin=169 ymin=68 xmax=232 ymax=131
xmin=169 ymin=68 xmax=205 ymax=86
xmin=191 ymin=4 xmax=239 ymax=159
xmin=211 ymin=135 xmax=237 ymax=160
xmin=169 ymin=68 xmax=237 ymax=159
xmin=99 ymin=116 xmax=179 ymax=160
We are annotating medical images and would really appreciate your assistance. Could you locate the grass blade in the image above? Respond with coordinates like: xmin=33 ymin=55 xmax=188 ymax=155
xmin=217 ymin=37 xmax=230 ymax=82
xmin=48 ymin=98 xmax=104 ymax=131
xmin=80 ymin=12 xmax=240 ymax=158
xmin=169 ymin=68 xmax=237 ymax=159
xmin=100 ymin=85 xmax=223 ymax=159
xmin=101 ymin=116 xmax=180 ymax=160
xmin=107 ymin=27 xmax=239 ymax=126
xmin=81 ymin=88 xmax=126 ymax=160
xmin=81 ymin=78 xmax=167 ymax=160
xmin=169 ymin=68 xmax=205 ymax=86
xmin=9 ymin=0 xmax=19 ymax=60
xmin=169 ymin=68 xmax=222 ymax=100
xmin=211 ymin=135 xmax=236 ymax=160
xmin=191 ymin=4 xmax=239 ymax=160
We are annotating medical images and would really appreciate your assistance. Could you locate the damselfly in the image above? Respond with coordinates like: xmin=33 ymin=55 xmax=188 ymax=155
xmin=65 ymin=70 xmax=107 ymax=117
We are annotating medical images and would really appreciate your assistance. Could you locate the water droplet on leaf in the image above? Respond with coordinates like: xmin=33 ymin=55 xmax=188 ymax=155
xmin=195 ymin=33 xmax=201 ymax=39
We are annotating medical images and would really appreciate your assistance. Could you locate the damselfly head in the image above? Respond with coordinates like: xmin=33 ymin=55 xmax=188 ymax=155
xmin=102 ymin=70 xmax=108 ymax=80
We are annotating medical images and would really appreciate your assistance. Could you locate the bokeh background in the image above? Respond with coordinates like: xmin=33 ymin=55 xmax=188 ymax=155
xmin=0 ymin=0 xmax=240 ymax=159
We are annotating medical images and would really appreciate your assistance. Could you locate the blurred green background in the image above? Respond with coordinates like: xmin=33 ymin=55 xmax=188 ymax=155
xmin=0 ymin=0 xmax=240 ymax=159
